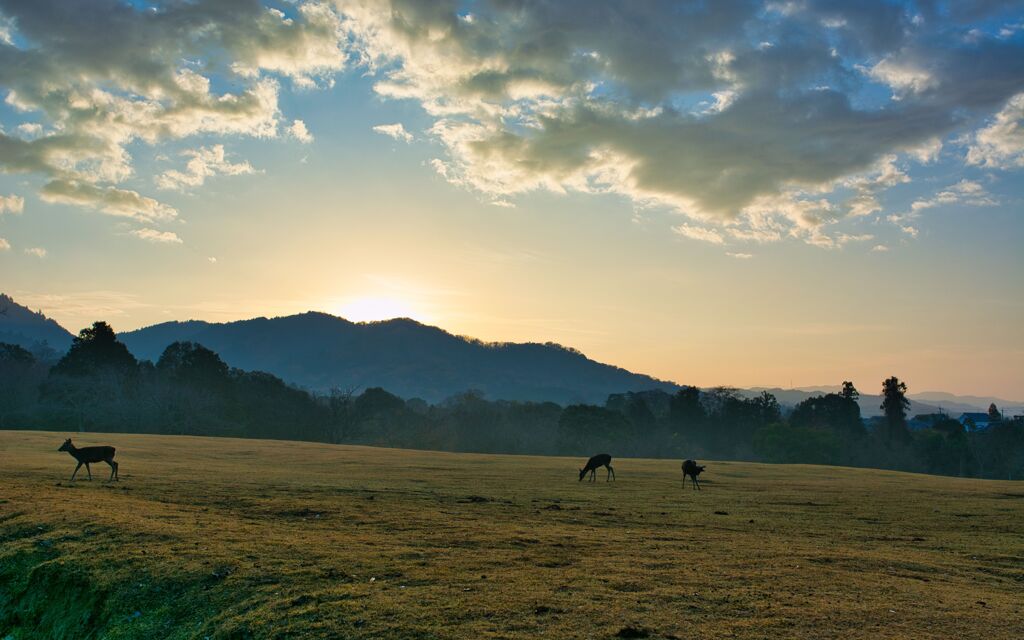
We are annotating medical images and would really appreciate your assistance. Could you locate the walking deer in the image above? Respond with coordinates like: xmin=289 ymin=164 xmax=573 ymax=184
xmin=58 ymin=438 xmax=118 ymax=481
xmin=681 ymin=459 xmax=705 ymax=490
xmin=579 ymin=453 xmax=615 ymax=482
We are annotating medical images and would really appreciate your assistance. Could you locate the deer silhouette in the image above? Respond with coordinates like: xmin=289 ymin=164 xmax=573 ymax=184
xmin=681 ymin=459 xmax=704 ymax=490
xmin=58 ymin=438 xmax=118 ymax=481
xmin=579 ymin=453 xmax=615 ymax=482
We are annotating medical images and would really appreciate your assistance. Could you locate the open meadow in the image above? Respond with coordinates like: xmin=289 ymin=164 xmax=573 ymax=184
xmin=1 ymin=430 xmax=1022 ymax=639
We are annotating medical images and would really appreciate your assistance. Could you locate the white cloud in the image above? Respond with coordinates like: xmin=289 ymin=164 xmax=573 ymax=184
xmin=130 ymin=228 xmax=183 ymax=244
xmin=0 ymin=237 xmax=9 ymax=251
xmin=867 ymin=57 xmax=938 ymax=97
xmin=910 ymin=180 xmax=996 ymax=213
xmin=673 ymin=224 xmax=725 ymax=245
xmin=16 ymin=123 xmax=42 ymax=137
xmin=39 ymin=180 xmax=177 ymax=221
xmin=966 ymin=93 xmax=1024 ymax=169
xmin=156 ymin=145 xmax=257 ymax=191
xmin=334 ymin=0 xmax=1024 ymax=247
xmin=0 ymin=194 xmax=24 ymax=214
xmin=372 ymin=123 xmax=414 ymax=143
xmin=24 ymin=247 xmax=47 ymax=258
xmin=288 ymin=119 xmax=314 ymax=144
xmin=0 ymin=0 xmax=346 ymax=226
xmin=871 ymin=244 xmax=889 ymax=252
xmin=726 ymin=252 xmax=753 ymax=259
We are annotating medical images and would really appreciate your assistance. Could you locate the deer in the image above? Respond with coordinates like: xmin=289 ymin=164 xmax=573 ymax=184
xmin=681 ymin=459 xmax=705 ymax=490
xmin=58 ymin=438 xmax=118 ymax=481
xmin=579 ymin=453 xmax=615 ymax=482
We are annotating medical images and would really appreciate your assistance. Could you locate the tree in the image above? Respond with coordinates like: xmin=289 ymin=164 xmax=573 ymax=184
xmin=668 ymin=386 xmax=705 ymax=444
xmin=52 ymin=321 xmax=137 ymax=377
xmin=880 ymin=376 xmax=911 ymax=444
xmin=840 ymin=381 xmax=859 ymax=402
xmin=0 ymin=343 xmax=42 ymax=428
xmin=988 ymin=403 xmax=1002 ymax=423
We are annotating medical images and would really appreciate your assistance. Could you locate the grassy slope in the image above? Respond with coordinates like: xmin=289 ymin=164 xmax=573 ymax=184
xmin=1 ymin=431 xmax=1022 ymax=640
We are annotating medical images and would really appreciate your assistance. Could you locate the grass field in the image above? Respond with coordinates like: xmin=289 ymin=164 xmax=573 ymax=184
xmin=1 ymin=431 xmax=1022 ymax=639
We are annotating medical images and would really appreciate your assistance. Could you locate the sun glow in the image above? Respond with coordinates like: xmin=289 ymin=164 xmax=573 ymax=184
xmin=336 ymin=296 xmax=424 ymax=323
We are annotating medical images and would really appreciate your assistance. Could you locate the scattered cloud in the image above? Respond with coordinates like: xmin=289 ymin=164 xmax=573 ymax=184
xmin=130 ymin=228 xmax=183 ymax=244
xmin=0 ymin=237 xmax=9 ymax=251
xmin=871 ymin=244 xmax=889 ymax=252
xmin=673 ymin=224 xmax=725 ymax=245
xmin=288 ymin=119 xmax=314 ymax=144
xmin=966 ymin=92 xmax=1024 ymax=168
xmin=156 ymin=145 xmax=257 ymax=191
xmin=39 ymin=180 xmax=177 ymax=222
xmin=372 ymin=123 xmax=414 ymax=143
xmin=726 ymin=252 xmax=753 ymax=259
xmin=909 ymin=180 xmax=997 ymax=213
xmin=0 ymin=0 xmax=345 ymax=226
xmin=24 ymin=247 xmax=47 ymax=258
xmin=0 ymin=194 xmax=24 ymax=214
xmin=338 ymin=0 xmax=1024 ymax=246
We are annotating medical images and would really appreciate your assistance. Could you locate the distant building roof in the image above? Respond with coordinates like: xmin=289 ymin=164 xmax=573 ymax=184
xmin=958 ymin=412 xmax=990 ymax=422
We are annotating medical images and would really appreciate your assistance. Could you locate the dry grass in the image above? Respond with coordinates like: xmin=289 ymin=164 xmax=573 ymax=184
xmin=1 ymin=430 xmax=1022 ymax=639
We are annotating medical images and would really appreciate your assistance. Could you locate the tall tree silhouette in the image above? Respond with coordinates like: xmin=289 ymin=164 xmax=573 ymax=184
xmin=880 ymin=376 xmax=910 ymax=444
xmin=840 ymin=381 xmax=859 ymax=402
xmin=987 ymin=403 xmax=1002 ymax=423
xmin=52 ymin=321 xmax=137 ymax=377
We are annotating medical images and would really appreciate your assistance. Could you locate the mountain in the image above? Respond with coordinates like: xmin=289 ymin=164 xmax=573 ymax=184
xmin=741 ymin=387 xmax=947 ymax=419
xmin=120 ymin=312 xmax=678 ymax=404
xmin=0 ymin=293 xmax=74 ymax=353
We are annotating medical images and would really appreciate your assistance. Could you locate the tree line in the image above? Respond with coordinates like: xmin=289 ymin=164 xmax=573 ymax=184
xmin=2 ymin=322 xmax=1022 ymax=479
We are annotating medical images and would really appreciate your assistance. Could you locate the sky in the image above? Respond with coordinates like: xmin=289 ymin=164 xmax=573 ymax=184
xmin=0 ymin=0 xmax=1022 ymax=399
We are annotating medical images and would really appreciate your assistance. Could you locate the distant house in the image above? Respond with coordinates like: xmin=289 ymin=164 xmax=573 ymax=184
xmin=958 ymin=412 xmax=994 ymax=430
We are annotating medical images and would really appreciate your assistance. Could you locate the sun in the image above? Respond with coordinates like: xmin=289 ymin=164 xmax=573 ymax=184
xmin=336 ymin=296 xmax=422 ymax=323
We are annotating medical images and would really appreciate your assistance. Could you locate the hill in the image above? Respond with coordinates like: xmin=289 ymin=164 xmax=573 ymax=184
xmin=119 ymin=312 xmax=678 ymax=404
xmin=0 ymin=293 xmax=74 ymax=354
xmin=2 ymin=431 xmax=1021 ymax=639
xmin=744 ymin=387 xmax=1024 ymax=418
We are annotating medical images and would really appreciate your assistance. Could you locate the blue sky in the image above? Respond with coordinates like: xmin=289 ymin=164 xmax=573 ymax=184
xmin=0 ymin=0 xmax=1022 ymax=397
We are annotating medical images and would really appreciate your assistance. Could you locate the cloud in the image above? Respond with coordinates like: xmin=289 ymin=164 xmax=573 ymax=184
xmin=966 ymin=92 xmax=1024 ymax=168
xmin=909 ymin=180 xmax=997 ymax=213
xmin=0 ymin=237 xmax=9 ymax=250
xmin=871 ymin=244 xmax=889 ymax=252
xmin=24 ymin=247 xmax=46 ymax=258
xmin=0 ymin=193 xmax=24 ymax=214
xmin=726 ymin=252 xmax=753 ymax=259
xmin=288 ymin=119 xmax=314 ymax=143
xmin=0 ymin=0 xmax=344 ymax=226
xmin=156 ymin=145 xmax=257 ymax=191
xmin=39 ymin=180 xmax=177 ymax=221
xmin=130 ymin=228 xmax=183 ymax=244
xmin=673 ymin=223 xmax=725 ymax=245
xmin=373 ymin=123 xmax=414 ymax=143
xmin=337 ymin=0 xmax=1024 ymax=246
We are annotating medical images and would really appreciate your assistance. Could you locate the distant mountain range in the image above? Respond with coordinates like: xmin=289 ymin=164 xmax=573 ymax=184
xmin=741 ymin=387 xmax=1023 ymax=420
xmin=1 ymin=292 xmax=1020 ymax=412
xmin=117 ymin=312 xmax=679 ymax=405
xmin=0 ymin=294 xmax=74 ymax=352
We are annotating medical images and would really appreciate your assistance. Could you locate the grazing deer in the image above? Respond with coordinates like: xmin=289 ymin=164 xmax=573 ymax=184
xmin=579 ymin=453 xmax=615 ymax=482
xmin=58 ymin=438 xmax=118 ymax=481
xmin=681 ymin=459 xmax=705 ymax=490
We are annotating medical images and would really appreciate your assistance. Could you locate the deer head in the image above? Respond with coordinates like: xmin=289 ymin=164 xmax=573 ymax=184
xmin=58 ymin=438 xmax=73 ymax=452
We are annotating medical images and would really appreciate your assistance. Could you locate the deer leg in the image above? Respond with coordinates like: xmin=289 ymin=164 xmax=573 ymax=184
xmin=606 ymin=465 xmax=615 ymax=482
xmin=85 ymin=462 xmax=93 ymax=480
xmin=107 ymin=460 xmax=118 ymax=481
xmin=70 ymin=461 xmax=82 ymax=481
